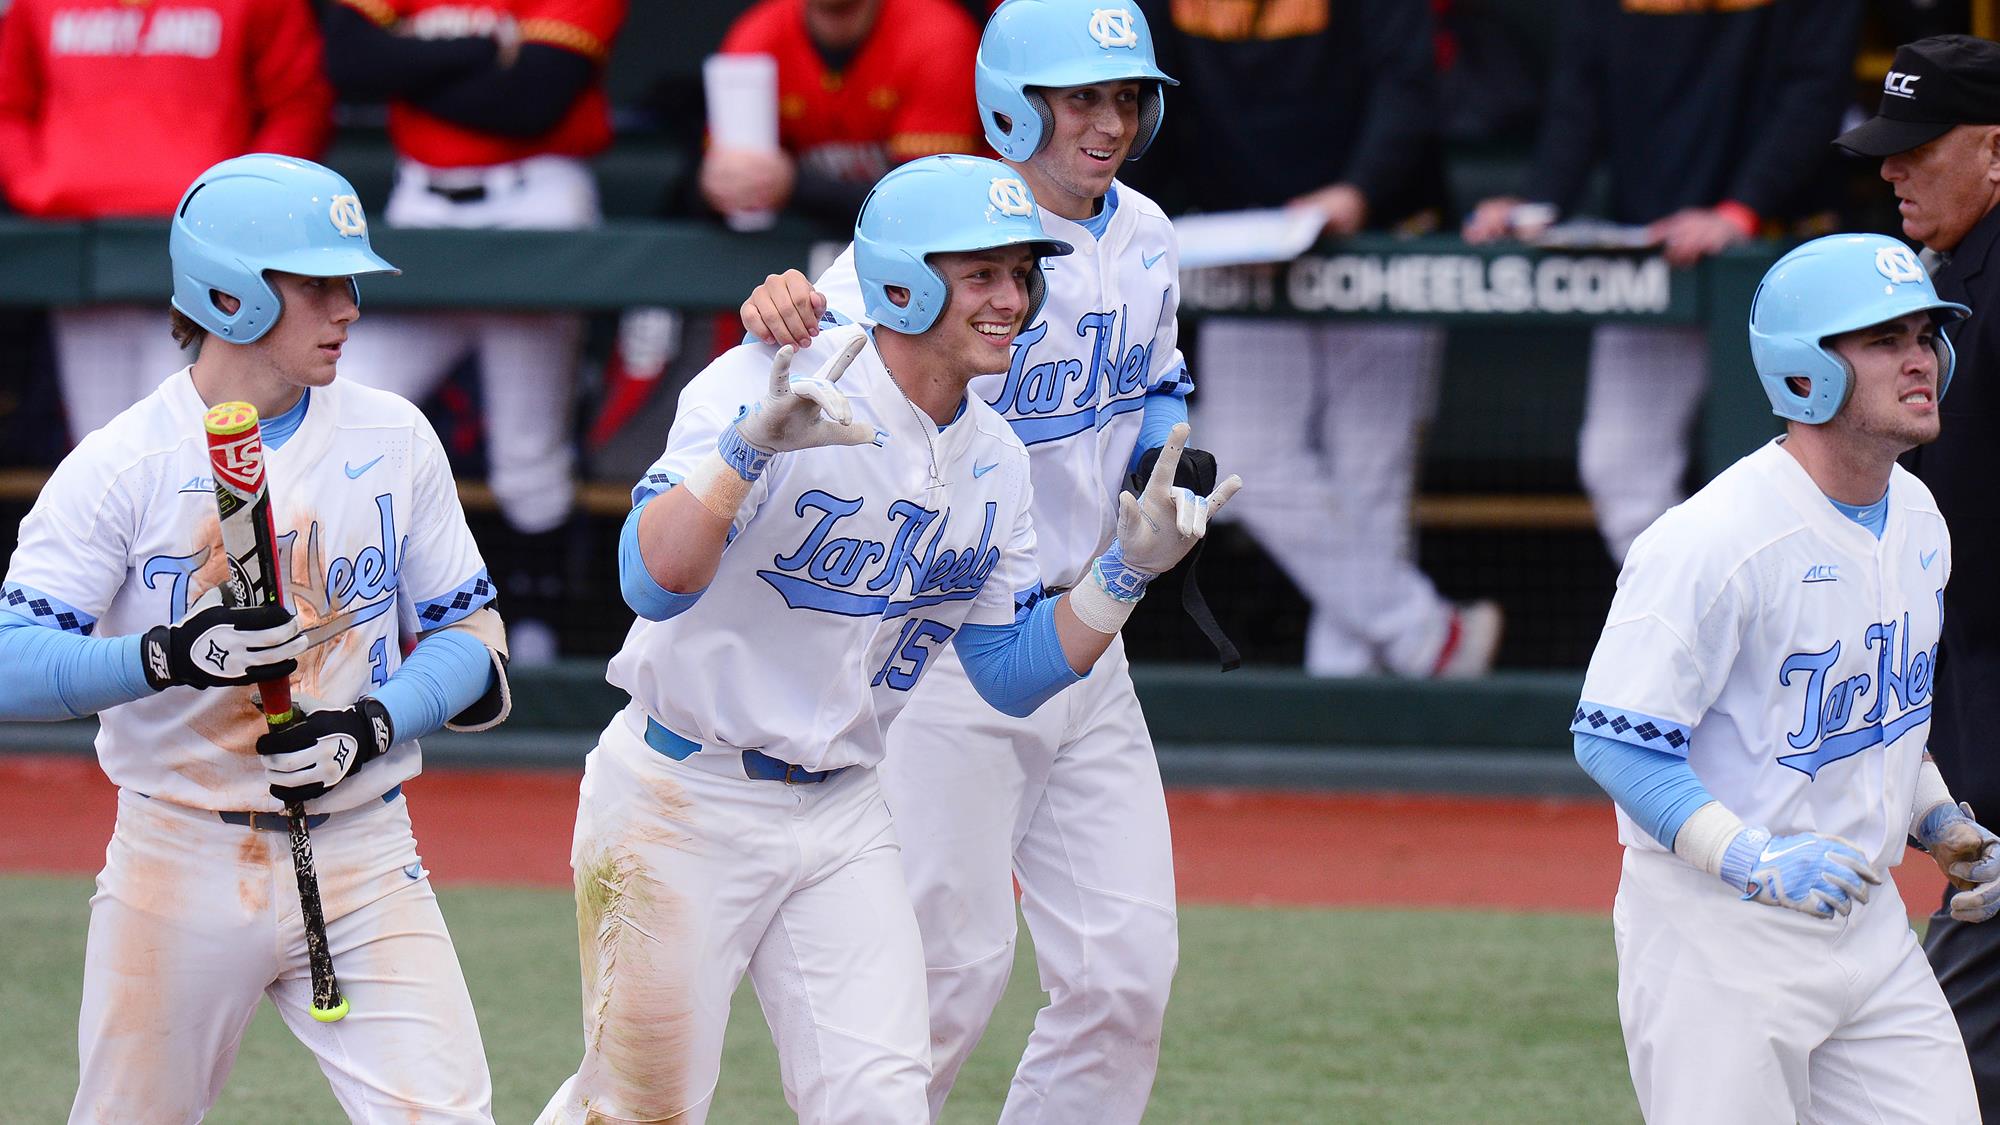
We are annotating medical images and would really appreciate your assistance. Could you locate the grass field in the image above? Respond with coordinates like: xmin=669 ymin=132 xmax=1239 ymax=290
xmin=0 ymin=873 xmax=1639 ymax=1123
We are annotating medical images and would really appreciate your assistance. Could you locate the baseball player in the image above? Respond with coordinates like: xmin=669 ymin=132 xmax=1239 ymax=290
xmin=736 ymin=1 xmax=1203 ymax=1117
xmin=0 ymin=154 xmax=511 ymax=1123
xmin=1570 ymin=233 xmax=1999 ymax=1123
xmin=536 ymin=153 xmax=1237 ymax=1125
xmin=322 ymin=0 xmax=627 ymax=661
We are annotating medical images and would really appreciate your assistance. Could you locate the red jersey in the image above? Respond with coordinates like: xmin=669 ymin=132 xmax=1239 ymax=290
xmin=339 ymin=0 xmax=622 ymax=169
xmin=721 ymin=0 xmax=982 ymax=184
xmin=0 ymin=0 xmax=331 ymax=218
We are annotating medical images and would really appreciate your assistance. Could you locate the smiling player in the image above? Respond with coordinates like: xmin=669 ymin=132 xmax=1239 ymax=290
xmin=1571 ymin=233 xmax=1999 ymax=1123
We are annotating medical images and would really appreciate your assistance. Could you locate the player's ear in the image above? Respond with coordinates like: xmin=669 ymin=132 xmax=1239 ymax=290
xmin=211 ymin=289 xmax=242 ymax=316
xmin=886 ymin=285 xmax=912 ymax=309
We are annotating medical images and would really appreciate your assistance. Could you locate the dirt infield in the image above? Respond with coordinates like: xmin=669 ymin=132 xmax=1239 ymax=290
xmin=0 ymin=753 xmax=1950 ymax=914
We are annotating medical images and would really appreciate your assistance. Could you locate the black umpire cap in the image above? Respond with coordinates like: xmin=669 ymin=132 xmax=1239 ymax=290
xmin=1834 ymin=35 xmax=2000 ymax=158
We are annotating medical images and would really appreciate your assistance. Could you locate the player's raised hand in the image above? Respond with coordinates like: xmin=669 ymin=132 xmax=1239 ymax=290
xmin=741 ymin=269 xmax=828 ymax=349
xmin=734 ymin=339 xmax=880 ymax=454
xmin=141 ymin=599 xmax=307 ymax=691
xmin=257 ymin=697 xmax=394 ymax=803
xmin=1728 ymin=830 xmax=1882 ymax=919
xmin=1114 ymin=422 xmax=1243 ymax=576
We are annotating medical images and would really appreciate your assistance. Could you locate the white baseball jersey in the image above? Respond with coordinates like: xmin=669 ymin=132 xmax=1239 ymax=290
xmin=1572 ymin=440 xmax=1949 ymax=870
xmin=3 ymin=370 xmax=495 ymax=814
xmin=606 ymin=324 xmax=1042 ymax=772
xmin=815 ymin=179 xmax=1189 ymax=589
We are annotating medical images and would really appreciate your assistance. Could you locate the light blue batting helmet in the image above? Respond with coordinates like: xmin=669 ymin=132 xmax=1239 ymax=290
xmin=855 ymin=155 xmax=1075 ymax=335
xmin=975 ymin=0 xmax=1177 ymax=162
xmin=1748 ymin=233 xmax=1969 ymax=424
xmin=170 ymin=154 xmax=399 ymax=344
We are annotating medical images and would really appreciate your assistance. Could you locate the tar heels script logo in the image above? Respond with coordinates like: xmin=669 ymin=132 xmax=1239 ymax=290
xmin=144 ymin=494 xmax=405 ymax=628
xmin=991 ymin=305 xmax=1155 ymax=445
xmin=1777 ymin=600 xmax=1940 ymax=778
xmin=757 ymin=491 xmax=1001 ymax=619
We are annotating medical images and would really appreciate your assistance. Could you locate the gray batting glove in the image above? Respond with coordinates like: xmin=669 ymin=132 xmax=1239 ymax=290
xmin=1112 ymin=422 xmax=1243 ymax=577
xmin=734 ymin=337 xmax=878 ymax=455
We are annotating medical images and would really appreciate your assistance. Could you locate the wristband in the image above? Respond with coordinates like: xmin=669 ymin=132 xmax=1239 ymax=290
xmin=1673 ymin=800 xmax=1750 ymax=882
xmin=717 ymin=413 xmax=774 ymax=482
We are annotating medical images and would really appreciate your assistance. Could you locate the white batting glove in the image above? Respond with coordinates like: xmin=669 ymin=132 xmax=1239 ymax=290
xmin=733 ymin=337 xmax=877 ymax=456
xmin=1720 ymin=828 xmax=1882 ymax=919
xmin=1068 ymin=423 xmax=1243 ymax=633
xmin=1916 ymin=802 xmax=2000 ymax=923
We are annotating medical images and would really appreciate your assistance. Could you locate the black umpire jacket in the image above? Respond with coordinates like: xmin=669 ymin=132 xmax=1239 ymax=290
xmin=1907 ymin=201 xmax=2000 ymax=832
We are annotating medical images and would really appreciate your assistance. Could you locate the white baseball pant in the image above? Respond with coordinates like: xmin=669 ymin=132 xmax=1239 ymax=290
xmin=538 ymin=706 xmax=932 ymax=1125
xmin=336 ymin=155 xmax=597 ymax=535
xmin=879 ymin=634 xmax=1177 ymax=1124
xmin=1615 ymin=847 xmax=1978 ymax=1124
xmin=71 ymin=788 xmax=493 ymax=1123
xmin=1194 ymin=317 xmax=1453 ymax=676
xmin=1578 ymin=324 xmax=1709 ymax=564
xmin=52 ymin=306 xmax=192 ymax=442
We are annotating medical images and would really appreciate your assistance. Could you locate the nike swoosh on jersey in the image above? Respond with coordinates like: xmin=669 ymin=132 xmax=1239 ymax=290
xmin=1922 ymin=549 xmax=1939 ymax=569
xmin=1142 ymin=250 xmax=1166 ymax=269
xmin=973 ymin=461 xmax=999 ymax=478
xmin=345 ymin=456 xmax=385 ymax=479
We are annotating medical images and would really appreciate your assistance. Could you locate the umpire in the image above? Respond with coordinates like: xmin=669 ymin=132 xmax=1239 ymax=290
xmin=1836 ymin=33 xmax=2000 ymax=1115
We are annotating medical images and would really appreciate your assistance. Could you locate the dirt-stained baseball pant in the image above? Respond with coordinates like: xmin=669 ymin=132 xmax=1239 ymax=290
xmin=538 ymin=706 xmax=932 ymax=1125
xmin=1578 ymin=324 xmax=1709 ymax=564
xmin=879 ymin=634 xmax=1176 ymax=1123
xmin=1195 ymin=318 xmax=1452 ymax=676
xmin=336 ymin=155 xmax=594 ymax=536
xmin=71 ymin=788 xmax=493 ymax=1123
xmin=1615 ymin=848 xmax=1978 ymax=1125
xmin=52 ymin=306 xmax=193 ymax=442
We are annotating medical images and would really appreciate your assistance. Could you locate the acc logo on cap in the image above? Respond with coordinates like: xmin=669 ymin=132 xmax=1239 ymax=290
xmin=1089 ymin=7 xmax=1138 ymax=48
xmin=328 ymin=194 xmax=368 ymax=238
xmin=989 ymin=177 xmax=1033 ymax=217
xmin=1875 ymin=244 xmax=1925 ymax=285
xmin=1883 ymin=70 xmax=1922 ymax=99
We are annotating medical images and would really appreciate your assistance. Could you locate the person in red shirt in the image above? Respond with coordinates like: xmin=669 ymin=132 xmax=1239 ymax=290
xmin=701 ymin=0 xmax=982 ymax=227
xmin=0 ymin=0 xmax=331 ymax=441
xmin=322 ymin=0 xmax=625 ymax=664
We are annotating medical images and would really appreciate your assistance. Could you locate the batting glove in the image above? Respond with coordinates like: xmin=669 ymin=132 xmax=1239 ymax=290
xmin=1721 ymin=829 xmax=1881 ymax=919
xmin=141 ymin=601 xmax=307 ymax=691
xmin=257 ymin=697 xmax=394 ymax=803
xmin=1106 ymin=423 xmax=1242 ymax=578
xmin=731 ymin=337 xmax=878 ymax=461
xmin=1917 ymin=802 xmax=2000 ymax=922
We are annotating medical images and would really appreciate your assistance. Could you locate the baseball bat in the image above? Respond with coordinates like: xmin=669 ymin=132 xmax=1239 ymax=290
xmin=204 ymin=402 xmax=350 ymax=1024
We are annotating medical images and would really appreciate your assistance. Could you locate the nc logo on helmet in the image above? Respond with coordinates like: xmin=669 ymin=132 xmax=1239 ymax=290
xmin=1875 ymin=245 xmax=1925 ymax=285
xmin=1088 ymin=8 xmax=1138 ymax=48
xmin=328 ymin=194 xmax=368 ymax=238
xmin=989 ymin=177 xmax=1033 ymax=217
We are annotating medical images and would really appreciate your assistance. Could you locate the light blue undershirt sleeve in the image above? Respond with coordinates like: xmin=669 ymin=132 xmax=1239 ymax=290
xmin=1828 ymin=489 xmax=1889 ymax=540
xmin=1573 ymin=730 xmax=1716 ymax=850
xmin=366 ymin=628 xmax=494 ymax=743
xmin=1128 ymin=390 xmax=1189 ymax=473
xmin=619 ymin=493 xmax=704 ymax=621
xmin=953 ymin=596 xmax=1083 ymax=718
xmin=0 ymin=613 xmax=153 ymax=721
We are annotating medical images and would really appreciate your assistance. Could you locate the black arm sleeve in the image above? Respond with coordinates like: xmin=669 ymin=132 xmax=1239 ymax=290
xmin=1523 ymin=0 xmax=1605 ymax=212
xmin=320 ymin=4 xmax=498 ymax=103
xmin=407 ymin=43 xmax=596 ymax=138
xmin=1340 ymin=0 xmax=1440 ymax=209
xmin=788 ymin=167 xmax=875 ymax=228
xmin=1723 ymin=0 xmax=1863 ymax=216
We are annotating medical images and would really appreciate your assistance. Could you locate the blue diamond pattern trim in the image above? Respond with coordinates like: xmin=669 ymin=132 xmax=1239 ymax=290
xmin=632 ymin=469 xmax=684 ymax=506
xmin=416 ymin=569 xmax=496 ymax=629
xmin=1571 ymin=700 xmax=1690 ymax=754
xmin=1 ymin=582 xmax=96 ymax=635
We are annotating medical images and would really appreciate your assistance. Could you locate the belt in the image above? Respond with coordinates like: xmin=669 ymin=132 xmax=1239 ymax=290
xmin=219 ymin=785 xmax=402 ymax=831
xmin=644 ymin=718 xmax=846 ymax=784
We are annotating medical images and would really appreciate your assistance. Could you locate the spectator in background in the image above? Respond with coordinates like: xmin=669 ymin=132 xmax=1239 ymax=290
xmin=1463 ymin=0 xmax=1863 ymax=564
xmin=321 ymin=0 xmax=626 ymax=665
xmin=0 ymin=0 xmax=331 ymax=442
xmin=702 ymin=0 xmax=982 ymax=229
xmin=1134 ymin=0 xmax=1501 ymax=679
xmin=1834 ymin=33 xmax=2000 ymax=1117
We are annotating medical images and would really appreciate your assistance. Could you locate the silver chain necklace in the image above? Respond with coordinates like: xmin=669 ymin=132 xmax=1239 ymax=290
xmin=884 ymin=364 xmax=944 ymax=494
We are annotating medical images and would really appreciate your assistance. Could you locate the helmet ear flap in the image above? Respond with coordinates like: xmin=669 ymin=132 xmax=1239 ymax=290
xmin=1130 ymin=82 xmax=1164 ymax=159
xmin=1027 ymin=91 xmax=1055 ymax=157
xmin=1024 ymin=261 xmax=1048 ymax=326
